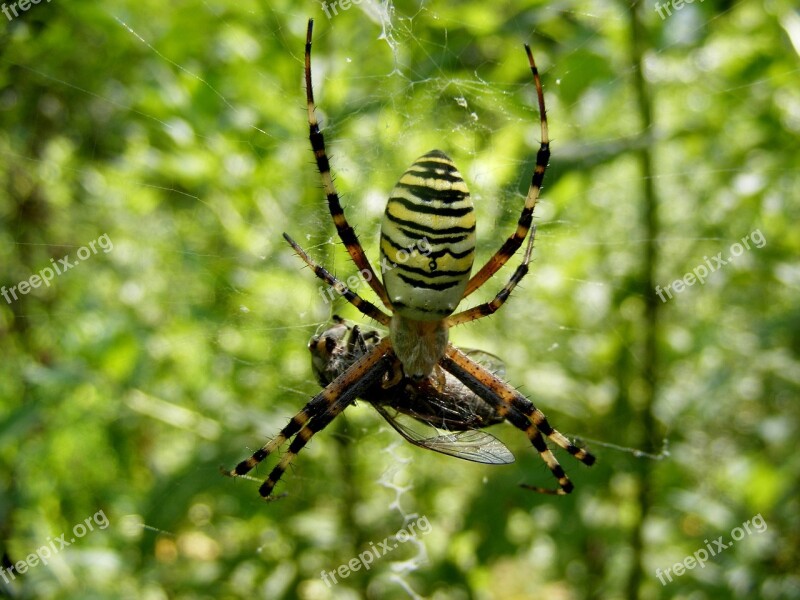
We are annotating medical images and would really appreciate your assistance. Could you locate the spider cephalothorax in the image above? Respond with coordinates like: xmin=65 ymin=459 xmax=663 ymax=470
xmin=225 ymin=18 xmax=595 ymax=499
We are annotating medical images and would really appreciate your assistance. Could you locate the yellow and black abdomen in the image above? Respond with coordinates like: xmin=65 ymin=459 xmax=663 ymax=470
xmin=380 ymin=150 xmax=476 ymax=321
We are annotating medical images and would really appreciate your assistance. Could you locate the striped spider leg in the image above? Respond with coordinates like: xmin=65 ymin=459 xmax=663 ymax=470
xmin=224 ymin=18 xmax=594 ymax=499
xmin=304 ymin=19 xmax=392 ymax=310
xmin=224 ymin=335 xmax=395 ymax=499
xmin=441 ymin=347 xmax=595 ymax=494
xmin=460 ymin=43 xmax=551 ymax=299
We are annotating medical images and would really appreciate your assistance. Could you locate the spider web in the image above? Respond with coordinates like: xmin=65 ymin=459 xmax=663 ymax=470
xmin=115 ymin=4 xmax=667 ymax=594
xmin=2 ymin=0 xmax=797 ymax=598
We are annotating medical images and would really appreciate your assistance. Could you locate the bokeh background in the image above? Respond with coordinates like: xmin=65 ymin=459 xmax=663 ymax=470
xmin=1 ymin=0 xmax=798 ymax=598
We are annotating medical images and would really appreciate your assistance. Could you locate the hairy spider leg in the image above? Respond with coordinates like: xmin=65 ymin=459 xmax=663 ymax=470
xmin=227 ymin=337 xmax=394 ymax=498
xmin=305 ymin=18 xmax=393 ymax=309
xmin=441 ymin=346 xmax=595 ymax=494
xmin=283 ymin=233 xmax=391 ymax=326
xmin=462 ymin=44 xmax=550 ymax=299
xmin=447 ymin=225 xmax=537 ymax=327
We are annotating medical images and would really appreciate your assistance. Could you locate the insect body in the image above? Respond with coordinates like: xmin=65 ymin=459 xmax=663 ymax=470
xmin=224 ymin=18 xmax=595 ymax=499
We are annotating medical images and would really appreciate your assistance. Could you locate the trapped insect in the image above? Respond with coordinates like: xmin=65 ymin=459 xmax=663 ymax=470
xmin=224 ymin=18 xmax=595 ymax=498
xmin=310 ymin=316 xmax=514 ymax=464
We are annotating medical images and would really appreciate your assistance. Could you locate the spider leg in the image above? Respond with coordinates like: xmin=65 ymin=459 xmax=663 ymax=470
xmin=304 ymin=18 xmax=393 ymax=310
xmin=227 ymin=337 xmax=394 ymax=498
xmin=446 ymin=224 xmax=537 ymax=327
xmin=348 ymin=325 xmax=369 ymax=355
xmin=462 ymin=44 xmax=549 ymax=299
xmin=440 ymin=345 xmax=594 ymax=495
xmin=284 ymin=233 xmax=391 ymax=326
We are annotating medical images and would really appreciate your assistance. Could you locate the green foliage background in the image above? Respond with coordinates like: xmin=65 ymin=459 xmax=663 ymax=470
xmin=1 ymin=0 xmax=798 ymax=598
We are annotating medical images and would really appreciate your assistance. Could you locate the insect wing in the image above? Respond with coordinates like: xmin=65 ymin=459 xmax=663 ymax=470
xmin=373 ymin=405 xmax=514 ymax=465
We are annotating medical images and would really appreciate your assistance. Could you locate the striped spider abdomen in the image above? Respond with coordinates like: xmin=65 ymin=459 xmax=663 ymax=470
xmin=380 ymin=149 xmax=476 ymax=321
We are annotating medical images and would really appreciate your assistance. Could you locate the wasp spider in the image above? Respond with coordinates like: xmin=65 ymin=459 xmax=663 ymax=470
xmin=225 ymin=18 xmax=595 ymax=498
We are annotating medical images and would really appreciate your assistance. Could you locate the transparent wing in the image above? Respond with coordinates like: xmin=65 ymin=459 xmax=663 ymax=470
xmin=373 ymin=405 xmax=514 ymax=465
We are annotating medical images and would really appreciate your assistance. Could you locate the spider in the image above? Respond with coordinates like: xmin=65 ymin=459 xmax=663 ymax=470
xmin=225 ymin=18 xmax=595 ymax=498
